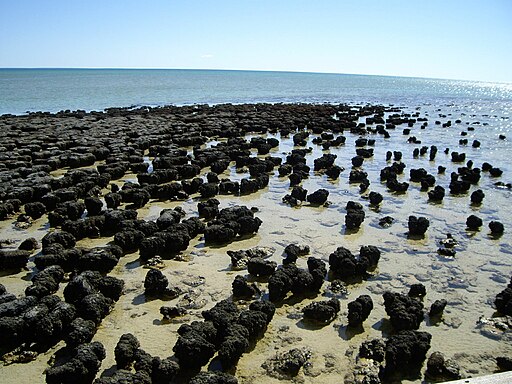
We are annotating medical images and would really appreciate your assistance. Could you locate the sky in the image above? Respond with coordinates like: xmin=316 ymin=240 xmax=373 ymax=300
xmin=0 ymin=0 xmax=511 ymax=83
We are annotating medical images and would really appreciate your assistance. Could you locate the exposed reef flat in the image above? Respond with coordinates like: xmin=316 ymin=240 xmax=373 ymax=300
xmin=0 ymin=103 xmax=511 ymax=383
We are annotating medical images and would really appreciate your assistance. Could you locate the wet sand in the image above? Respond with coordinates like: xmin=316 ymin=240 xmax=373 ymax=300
xmin=0 ymin=103 xmax=511 ymax=383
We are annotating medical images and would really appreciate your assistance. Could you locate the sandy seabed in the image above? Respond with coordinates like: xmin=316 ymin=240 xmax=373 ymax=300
xmin=0 ymin=103 xmax=511 ymax=383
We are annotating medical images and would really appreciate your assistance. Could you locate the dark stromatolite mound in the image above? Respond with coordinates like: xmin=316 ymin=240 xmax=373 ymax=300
xmin=359 ymin=338 xmax=386 ymax=362
xmin=328 ymin=245 xmax=380 ymax=281
xmin=64 ymin=270 xmax=124 ymax=305
xmin=408 ymin=215 xmax=430 ymax=237
xmin=0 ymin=199 xmax=21 ymax=220
xmin=379 ymin=216 xmax=394 ymax=227
xmin=0 ymin=284 xmax=16 ymax=304
xmin=45 ymin=342 xmax=106 ymax=384
xmin=232 ymin=275 xmax=260 ymax=299
xmin=144 ymin=269 xmax=169 ymax=297
xmin=65 ymin=317 xmax=97 ymax=348
xmin=94 ymin=370 xmax=151 ymax=384
xmin=18 ymin=237 xmax=38 ymax=251
xmin=156 ymin=207 xmax=183 ymax=230
xmin=495 ymin=277 xmax=512 ymax=315
xmin=262 ymin=348 xmax=311 ymax=378
xmin=429 ymin=299 xmax=448 ymax=318
xmin=0 ymin=295 xmax=38 ymax=319
xmin=0 ymin=295 xmax=76 ymax=349
xmin=138 ymin=229 xmax=189 ymax=260
xmin=428 ymin=185 xmax=445 ymax=202
xmin=314 ymin=153 xmax=337 ymax=171
xmin=115 ymin=333 xmax=140 ymax=369
xmin=268 ymin=258 xmax=326 ymax=302
xmin=359 ymin=179 xmax=370 ymax=193
xmin=408 ymin=283 xmax=426 ymax=298
xmin=448 ymin=177 xmax=471 ymax=194
xmin=0 ymin=297 xmax=37 ymax=347
xmin=359 ymin=245 xmax=381 ymax=269
xmin=351 ymin=155 xmax=364 ymax=167
xmin=386 ymin=175 xmax=409 ymax=192
xmin=306 ymin=188 xmax=329 ymax=205
xmin=302 ymin=298 xmax=340 ymax=324
xmin=345 ymin=201 xmax=365 ymax=230
xmin=349 ymin=169 xmax=368 ymax=184
xmin=497 ymin=356 xmax=512 ymax=372
xmin=247 ymin=257 xmax=277 ymax=277
xmin=24 ymin=201 xmax=47 ymax=219
xmin=0 ymin=249 xmax=31 ymax=270
xmin=114 ymin=229 xmax=145 ymax=252
xmin=383 ymin=291 xmax=424 ymax=331
xmin=466 ymin=214 xmax=483 ymax=230
xmin=290 ymin=186 xmax=308 ymax=202
xmin=173 ymin=298 xmax=274 ymax=372
xmin=76 ymin=293 xmax=113 ymax=325
xmin=34 ymin=243 xmax=82 ymax=271
xmin=347 ymin=295 xmax=373 ymax=327
xmin=325 ymin=165 xmax=343 ymax=179
xmin=173 ymin=327 xmax=216 ymax=370
xmin=25 ymin=265 xmax=65 ymax=298
xmin=451 ymin=152 xmax=466 ymax=162
xmin=84 ymin=196 xmax=103 ymax=216
xmin=227 ymin=246 xmax=275 ymax=270
xmin=189 ymin=371 xmax=238 ymax=384
xmin=384 ymin=330 xmax=432 ymax=378
xmin=283 ymin=243 xmax=310 ymax=264
xmin=130 ymin=348 xmax=180 ymax=382
xmin=76 ymin=245 xmax=123 ymax=273
xmin=490 ymin=167 xmax=503 ymax=177
xmin=368 ymin=191 xmax=383 ymax=206
xmin=104 ymin=192 xmax=122 ymax=209
xmin=490 ymin=221 xmax=505 ymax=235
xmin=204 ymin=205 xmax=262 ymax=244
xmin=267 ymin=266 xmax=295 ymax=302
xmin=425 ymin=351 xmax=461 ymax=382
xmin=160 ymin=306 xmax=187 ymax=319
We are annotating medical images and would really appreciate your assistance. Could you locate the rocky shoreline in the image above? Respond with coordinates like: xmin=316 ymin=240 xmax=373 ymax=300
xmin=0 ymin=103 xmax=511 ymax=383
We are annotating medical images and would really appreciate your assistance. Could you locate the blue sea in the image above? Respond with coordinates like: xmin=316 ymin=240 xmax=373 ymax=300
xmin=1 ymin=68 xmax=512 ymax=115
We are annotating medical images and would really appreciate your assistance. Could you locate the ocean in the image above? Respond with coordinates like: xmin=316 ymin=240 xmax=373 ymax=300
xmin=1 ymin=68 xmax=512 ymax=115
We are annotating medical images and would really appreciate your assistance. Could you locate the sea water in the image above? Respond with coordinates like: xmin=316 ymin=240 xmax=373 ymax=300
xmin=1 ymin=68 xmax=512 ymax=115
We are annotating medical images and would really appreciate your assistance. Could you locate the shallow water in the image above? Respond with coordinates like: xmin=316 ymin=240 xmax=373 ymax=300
xmin=0 ymin=102 xmax=511 ymax=383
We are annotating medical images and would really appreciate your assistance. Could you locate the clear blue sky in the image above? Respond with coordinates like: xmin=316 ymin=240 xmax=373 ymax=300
xmin=1 ymin=0 xmax=511 ymax=83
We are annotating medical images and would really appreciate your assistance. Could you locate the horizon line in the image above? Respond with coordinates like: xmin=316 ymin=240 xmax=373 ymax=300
xmin=1 ymin=66 xmax=510 ymax=85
